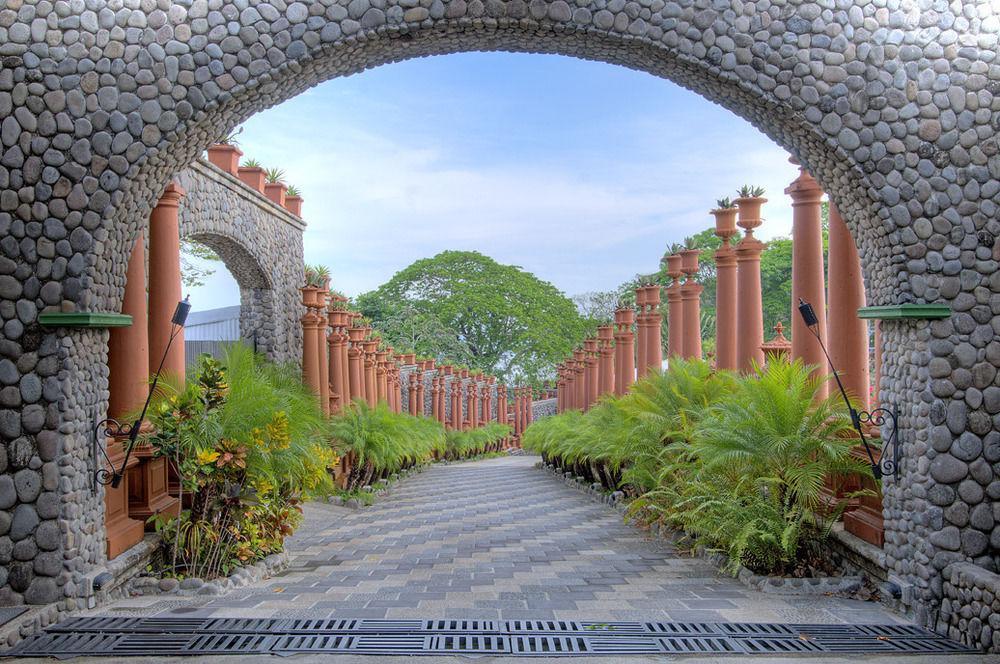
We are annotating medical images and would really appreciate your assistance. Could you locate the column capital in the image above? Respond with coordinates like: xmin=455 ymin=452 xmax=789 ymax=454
xmin=157 ymin=182 xmax=187 ymax=208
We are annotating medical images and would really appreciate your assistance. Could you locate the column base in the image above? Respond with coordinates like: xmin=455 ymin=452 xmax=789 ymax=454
xmin=104 ymin=440 xmax=145 ymax=560
xmin=127 ymin=445 xmax=180 ymax=528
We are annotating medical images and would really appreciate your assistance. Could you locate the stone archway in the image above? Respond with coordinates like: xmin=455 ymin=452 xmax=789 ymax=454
xmin=174 ymin=159 xmax=304 ymax=363
xmin=1 ymin=0 xmax=998 ymax=630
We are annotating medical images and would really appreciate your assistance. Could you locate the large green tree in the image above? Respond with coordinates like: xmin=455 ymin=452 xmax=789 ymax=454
xmin=355 ymin=251 xmax=592 ymax=385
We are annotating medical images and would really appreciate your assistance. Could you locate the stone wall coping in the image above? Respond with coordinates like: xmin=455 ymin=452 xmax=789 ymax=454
xmin=190 ymin=159 xmax=307 ymax=233
xmin=944 ymin=562 xmax=1000 ymax=595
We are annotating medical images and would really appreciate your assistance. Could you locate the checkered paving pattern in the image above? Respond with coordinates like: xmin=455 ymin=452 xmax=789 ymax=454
xmin=99 ymin=456 xmax=903 ymax=625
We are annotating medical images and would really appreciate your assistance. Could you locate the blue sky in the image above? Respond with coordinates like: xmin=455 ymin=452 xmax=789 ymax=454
xmin=186 ymin=52 xmax=802 ymax=311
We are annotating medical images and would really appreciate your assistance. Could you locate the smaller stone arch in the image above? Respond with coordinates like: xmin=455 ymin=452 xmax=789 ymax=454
xmin=173 ymin=159 xmax=304 ymax=364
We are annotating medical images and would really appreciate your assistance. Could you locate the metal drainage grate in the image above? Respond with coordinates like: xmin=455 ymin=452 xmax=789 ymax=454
xmin=8 ymin=617 xmax=975 ymax=658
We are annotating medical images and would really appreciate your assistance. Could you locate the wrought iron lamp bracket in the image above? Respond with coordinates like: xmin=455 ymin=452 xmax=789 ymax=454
xmin=854 ymin=404 xmax=899 ymax=481
xmin=93 ymin=418 xmax=141 ymax=489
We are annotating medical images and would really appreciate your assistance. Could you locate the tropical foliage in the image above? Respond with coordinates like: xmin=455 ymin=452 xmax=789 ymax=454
xmin=523 ymin=358 xmax=869 ymax=576
xmin=145 ymin=345 xmax=338 ymax=579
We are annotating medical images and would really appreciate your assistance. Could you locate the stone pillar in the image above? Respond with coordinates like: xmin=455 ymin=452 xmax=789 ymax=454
xmin=300 ymin=291 xmax=322 ymax=400
xmin=597 ymin=325 xmax=614 ymax=396
xmin=583 ymin=338 xmax=599 ymax=409
xmin=873 ymin=322 xmax=882 ymax=405
xmin=105 ymin=233 xmax=148 ymax=558
xmin=827 ymin=202 xmax=870 ymax=410
xmin=645 ymin=285 xmax=663 ymax=373
xmin=735 ymin=195 xmax=767 ymax=373
xmin=787 ymin=160 xmax=828 ymax=397
xmin=634 ymin=286 xmax=649 ymax=375
xmin=712 ymin=206 xmax=740 ymax=371
xmin=147 ymin=182 xmax=186 ymax=380
xmin=680 ymin=249 xmax=702 ymax=360
xmin=614 ymin=308 xmax=636 ymax=394
xmin=525 ymin=388 xmax=533 ymax=428
xmin=665 ymin=254 xmax=684 ymax=360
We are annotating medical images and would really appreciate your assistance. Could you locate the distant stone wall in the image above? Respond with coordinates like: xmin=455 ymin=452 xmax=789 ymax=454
xmin=941 ymin=562 xmax=1000 ymax=653
xmin=532 ymin=399 xmax=557 ymax=421
xmin=175 ymin=159 xmax=305 ymax=364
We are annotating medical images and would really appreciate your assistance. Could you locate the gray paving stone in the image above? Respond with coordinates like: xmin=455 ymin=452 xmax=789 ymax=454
xmin=91 ymin=456 xmax=906 ymax=624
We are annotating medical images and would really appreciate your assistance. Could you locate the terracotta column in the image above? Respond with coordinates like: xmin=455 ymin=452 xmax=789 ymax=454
xmin=525 ymin=389 xmax=533 ymax=433
xmin=470 ymin=381 xmax=480 ymax=428
xmin=572 ymin=350 xmax=586 ymax=408
xmin=327 ymin=322 xmax=342 ymax=414
xmin=339 ymin=313 xmax=351 ymax=409
xmin=827 ymin=202 xmax=870 ymax=410
xmin=567 ymin=362 xmax=576 ymax=409
xmin=680 ymin=249 xmax=702 ymax=360
xmin=614 ymin=308 xmax=635 ymax=393
xmin=597 ymin=325 xmax=614 ymax=396
xmin=583 ymin=338 xmax=599 ymax=409
xmin=665 ymin=255 xmax=684 ymax=360
xmin=712 ymin=207 xmax=740 ymax=370
xmin=105 ymin=233 xmax=149 ymax=558
xmin=735 ymin=195 xmax=767 ymax=373
xmin=431 ymin=375 xmax=441 ymax=421
xmin=513 ymin=389 xmax=523 ymax=436
xmin=787 ymin=159 xmax=828 ymax=397
xmin=497 ymin=385 xmax=507 ymax=428
xmin=301 ymin=293 xmax=322 ymax=400
xmin=375 ymin=351 xmax=389 ymax=404
xmin=645 ymin=285 xmax=663 ymax=373
xmin=314 ymin=291 xmax=330 ymax=415
xmin=348 ymin=345 xmax=363 ymax=406
xmin=451 ymin=377 xmax=462 ymax=430
xmin=439 ymin=369 xmax=449 ymax=425
xmin=407 ymin=373 xmax=418 ymax=415
xmin=416 ymin=371 xmax=427 ymax=416
xmin=363 ymin=340 xmax=378 ymax=407
xmin=148 ymin=182 xmax=186 ymax=379
xmin=634 ymin=287 xmax=648 ymax=376
xmin=347 ymin=326 xmax=366 ymax=404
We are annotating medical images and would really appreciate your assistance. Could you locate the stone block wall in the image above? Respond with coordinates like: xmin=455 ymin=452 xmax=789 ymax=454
xmin=940 ymin=562 xmax=1000 ymax=652
xmin=174 ymin=159 xmax=304 ymax=364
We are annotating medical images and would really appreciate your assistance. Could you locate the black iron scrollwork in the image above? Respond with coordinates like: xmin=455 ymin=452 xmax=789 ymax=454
xmin=856 ymin=405 xmax=899 ymax=481
xmin=93 ymin=417 xmax=137 ymax=488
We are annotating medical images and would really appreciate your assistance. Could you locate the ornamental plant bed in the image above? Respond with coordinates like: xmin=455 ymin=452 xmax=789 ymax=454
xmin=525 ymin=358 xmax=874 ymax=590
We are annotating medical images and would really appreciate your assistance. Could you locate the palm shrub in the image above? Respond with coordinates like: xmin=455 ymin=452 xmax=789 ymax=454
xmin=146 ymin=344 xmax=337 ymax=579
xmin=671 ymin=359 xmax=868 ymax=574
xmin=444 ymin=422 xmax=512 ymax=460
xmin=329 ymin=401 xmax=445 ymax=489
xmin=616 ymin=359 xmax=738 ymax=492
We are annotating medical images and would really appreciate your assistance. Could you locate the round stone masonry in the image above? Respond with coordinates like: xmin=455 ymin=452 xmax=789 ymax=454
xmin=0 ymin=0 xmax=997 ymax=647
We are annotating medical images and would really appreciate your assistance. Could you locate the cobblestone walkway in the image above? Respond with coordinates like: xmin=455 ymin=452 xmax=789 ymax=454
xmin=99 ymin=456 xmax=903 ymax=624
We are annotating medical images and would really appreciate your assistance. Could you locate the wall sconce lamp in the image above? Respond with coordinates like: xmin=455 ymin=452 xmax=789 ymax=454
xmin=797 ymin=298 xmax=899 ymax=481
xmin=94 ymin=297 xmax=191 ymax=489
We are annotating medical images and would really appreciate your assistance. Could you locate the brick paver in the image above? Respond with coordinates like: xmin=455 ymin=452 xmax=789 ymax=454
xmin=99 ymin=455 xmax=904 ymax=625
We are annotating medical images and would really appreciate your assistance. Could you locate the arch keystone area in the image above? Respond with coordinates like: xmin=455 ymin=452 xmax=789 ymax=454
xmin=0 ymin=0 xmax=998 ymax=643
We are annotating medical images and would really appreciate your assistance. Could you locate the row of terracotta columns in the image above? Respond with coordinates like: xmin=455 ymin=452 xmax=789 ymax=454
xmin=105 ymin=182 xmax=189 ymax=559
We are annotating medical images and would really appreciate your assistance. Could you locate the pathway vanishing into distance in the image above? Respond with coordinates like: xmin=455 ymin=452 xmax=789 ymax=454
xmin=98 ymin=456 xmax=900 ymax=624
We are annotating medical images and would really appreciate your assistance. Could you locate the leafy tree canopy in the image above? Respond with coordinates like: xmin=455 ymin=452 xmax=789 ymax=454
xmin=355 ymin=251 xmax=592 ymax=386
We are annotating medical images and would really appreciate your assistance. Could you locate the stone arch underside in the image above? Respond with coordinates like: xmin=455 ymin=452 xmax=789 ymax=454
xmin=173 ymin=159 xmax=304 ymax=364
xmin=0 ymin=0 xmax=997 ymax=631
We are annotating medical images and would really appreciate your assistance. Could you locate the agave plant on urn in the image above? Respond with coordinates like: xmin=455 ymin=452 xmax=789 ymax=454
xmin=238 ymin=157 xmax=266 ymax=193
xmin=735 ymin=185 xmax=767 ymax=234
xmin=264 ymin=167 xmax=288 ymax=207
